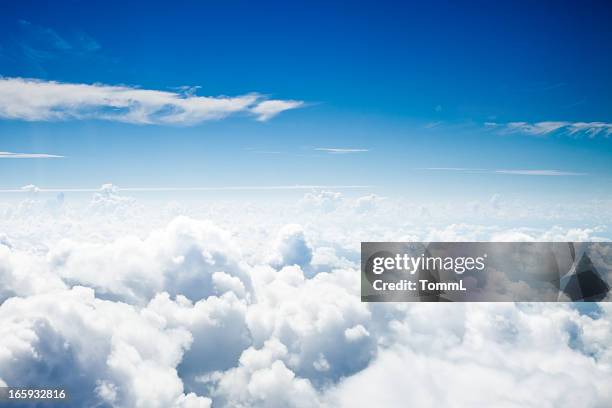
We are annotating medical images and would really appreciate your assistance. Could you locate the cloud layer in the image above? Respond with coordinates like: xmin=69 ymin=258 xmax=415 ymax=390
xmin=0 ymin=78 xmax=303 ymax=124
xmin=0 ymin=189 xmax=611 ymax=407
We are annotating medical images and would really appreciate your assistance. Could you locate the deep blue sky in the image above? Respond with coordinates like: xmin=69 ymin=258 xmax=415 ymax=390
xmin=1 ymin=0 xmax=611 ymax=199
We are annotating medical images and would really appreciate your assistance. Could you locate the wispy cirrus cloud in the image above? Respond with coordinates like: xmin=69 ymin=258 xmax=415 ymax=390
xmin=486 ymin=121 xmax=612 ymax=137
xmin=0 ymin=77 xmax=304 ymax=125
xmin=315 ymin=148 xmax=369 ymax=154
xmin=250 ymin=99 xmax=304 ymax=122
xmin=495 ymin=169 xmax=587 ymax=176
xmin=420 ymin=168 xmax=587 ymax=176
xmin=420 ymin=167 xmax=486 ymax=172
xmin=0 ymin=151 xmax=63 ymax=158
xmin=0 ymin=20 xmax=105 ymax=77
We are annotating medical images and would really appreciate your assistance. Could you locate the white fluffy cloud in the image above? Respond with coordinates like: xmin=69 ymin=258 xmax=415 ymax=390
xmin=354 ymin=194 xmax=385 ymax=212
xmin=0 ymin=242 xmax=65 ymax=302
xmin=0 ymin=77 xmax=303 ymax=124
xmin=268 ymin=224 xmax=313 ymax=269
xmin=214 ymin=339 xmax=321 ymax=408
xmin=147 ymin=291 xmax=251 ymax=383
xmin=299 ymin=190 xmax=344 ymax=212
xmin=48 ymin=217 xmax=250 ymax=303
xmin=0 ymin=286 xmax=211 ymax=408
xmin=47 ymin=216 xmax=252 ymax=304
xmin=0 ymin=191 xmax=611 ymax=407
xmin=88 ymin=183 xmax=136 ymax=215
xmin=246 ymin=265 xmax=376 ymax=384
xmin=327 ymin=303 xmax=612 ymax=407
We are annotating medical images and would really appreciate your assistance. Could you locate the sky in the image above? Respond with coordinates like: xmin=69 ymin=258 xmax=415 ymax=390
xmin=1 ymin=0 xmax=611 ymax=201
xmin=1 ymin=3 xmax=612 ymax=407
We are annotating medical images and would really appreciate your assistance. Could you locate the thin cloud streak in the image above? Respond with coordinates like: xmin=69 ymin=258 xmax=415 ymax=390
xmin=419 ymin=168 xmax=587 ymax=176
xmin=418 ymin=167 xmax=487 ymax=172
xmin=0 ymin=151 xmax=64 ymax=158
xmin=0 ymin=184 xmax=372 ymax=193
xmin=0 ymin=77 xmax=304 ymax=124
xmin=315 ymin=148 xmax=369 ymax=154
xmin=495 ymin=169 xmax=587 ymax=176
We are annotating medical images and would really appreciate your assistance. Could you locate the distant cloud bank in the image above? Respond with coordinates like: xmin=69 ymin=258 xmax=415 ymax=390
xmin=0 ymin=77 xmax=304 ymax=125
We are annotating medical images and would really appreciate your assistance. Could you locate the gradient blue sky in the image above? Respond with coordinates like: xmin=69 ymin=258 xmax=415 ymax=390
xmin=1 ymin=0 xmax=611 ymax=200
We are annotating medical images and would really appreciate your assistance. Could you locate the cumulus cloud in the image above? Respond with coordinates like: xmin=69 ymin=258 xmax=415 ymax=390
xmin=268 ymin=225 xmax=313 ymax=269
xmin=0 ymin=287 xmax=212 ymax=408
xmin=0 ymin=242 xmax=65 ymax=302
xmin=246 ymin=265 xmax=376 ymax=384
xmin=47 ymin=216 xmax=252 ymax=304
xmin=88 ymin=183 xmax=136 ymax=215
xmin=344 ymin=324 xmax=370 ymax=342
xmin=214 ymin=339 xmax=321 ymax=408
xmin=300 ymin=190 xmax=343 ymax=212
xmin=327 ymin=303 xmax=612 ymax=407
xmin=147 ymin=291 xmax=251 ymax=385
xmin=0 ymin=77 xmax=304 ymax=124
xmin=354 ymin=194 xmax=385 ymax=212
xmin=0 ymin=194 xmax=611 ymax=407
xmin=20 ymin=184 xmax=40 ymax=194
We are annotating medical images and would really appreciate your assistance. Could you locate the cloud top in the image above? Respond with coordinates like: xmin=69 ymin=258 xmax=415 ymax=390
xmin=1 ymin=191 xmax=611 ymax=406
xmin=0 ymin=77 xmax=304 ymax=124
